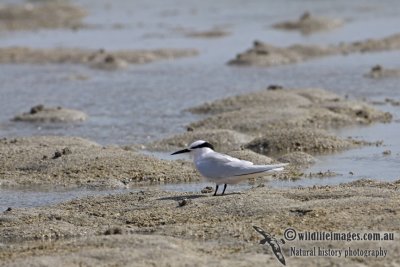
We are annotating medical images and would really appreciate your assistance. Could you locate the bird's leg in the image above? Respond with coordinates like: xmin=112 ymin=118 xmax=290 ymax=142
xmin=221 ymin=184 xmax=227 ymax=195
xmin=213 ymin=185 xmax=219 ymax=196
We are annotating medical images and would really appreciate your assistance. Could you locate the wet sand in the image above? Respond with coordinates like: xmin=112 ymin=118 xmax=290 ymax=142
xmin=0 ymin=1 xmax=198 ymax=70
xmin=0 ymin=1 xmax=86 ymax=31
xmin=0 ymin=136 xmax=200 ymax=187
xmin=1 ymin=86 xmax=396 ymax=266
xmin=229 ymin=33 xmax=400 ymax=67
xmin=1 ymin=1 xmax=399 ymax=266
xmin=183 ymin=28 xmax=231 ymax=38
xmin=147 ymin=129 xmax=254 ymax=152
xmin=0 ymin=47 xmax=198 ymax=69
xmin=1 ymin=88 xmax=382 ymax=188
xmin=1 ymin=179 xmax=399 ymax=266
xmin=184 ymin=88 xmax=390 ymax=154
xmin=149 ymin=87 xmax=389 ymax=181
xmin=364 ymin=65 xmax=400 ymax=79
xmin=272 ymin=11 xmax=344 ymax=35
xmin=13 ymin=105 xmax=87 ymax=123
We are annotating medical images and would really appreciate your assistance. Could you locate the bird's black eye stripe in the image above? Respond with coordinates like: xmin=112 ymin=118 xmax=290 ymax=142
xmin=191 ymin=142 xmax=214 ymax=150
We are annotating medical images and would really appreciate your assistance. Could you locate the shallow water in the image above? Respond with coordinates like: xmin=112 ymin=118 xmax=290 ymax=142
xmin=0 ymin=0 xmax=400 ymax=207
xmin=1 ymin=0 xmax=400 ymax=145
xmin=0 ymin=186 xmax=129 ymax=211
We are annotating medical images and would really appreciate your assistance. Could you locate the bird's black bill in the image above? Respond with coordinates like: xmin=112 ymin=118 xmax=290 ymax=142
xmin=171 ymin=148 xmax=190 ymax=155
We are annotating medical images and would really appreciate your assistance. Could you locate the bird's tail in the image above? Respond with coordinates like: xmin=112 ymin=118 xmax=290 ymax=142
xmin=259 ymin=163 xmax=288 ymax=172
xmin=232 ymin=163 xmax=288 ymax=180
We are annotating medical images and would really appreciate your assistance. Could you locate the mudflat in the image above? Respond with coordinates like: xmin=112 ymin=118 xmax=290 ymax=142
xmin=1 ymin=86 xmax=396 ymax=266
xmin=1 ymin=179 xmax=399 ymax=266
xmin=228 ymin=33 xmax=400 ymax=67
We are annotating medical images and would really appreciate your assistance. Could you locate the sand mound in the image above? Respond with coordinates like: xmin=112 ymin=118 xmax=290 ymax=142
xmin=272 ymin=11 xmax=343 ymax=35
xmin=147 ymin=129 xmax=254 ymax=152
xmin=229 ymin=33 xmax=400 ymax=67
xmin=0 ymin=47 xmax=199 ymax=69
xmin=245 ymin=128 xmax=354 ymax=155
xmin=1 ymin=180 xmax=399 ymax=266
xmin=364 ymin=64 xmax=400 ymax=79
xmin=278 ymin=151 xmax=316 ymax=166
xmin=0 ymin=2 xmax=86 ymax=31
xmin=13 ymin=105 xmax=87 ymax=123
xmin=0 ymin=136 xmax=200 ymax=187
xmin=188 ymin=88 xmax=391 ymax=134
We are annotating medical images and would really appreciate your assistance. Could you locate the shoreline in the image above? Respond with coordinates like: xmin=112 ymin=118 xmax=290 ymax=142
xmin=1 ymin=179 xmax=399 ymax=266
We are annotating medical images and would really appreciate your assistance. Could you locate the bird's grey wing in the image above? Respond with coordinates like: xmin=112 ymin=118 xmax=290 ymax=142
xmin=212 ymin=153 xmax=288 ymax=172
xmin=213 ymin=152 xmax=254 ymax=166
xmin=224 ymin=161 xmax=287 ymax=177
xmin=196 ymin=153 xmax=285 ymax=179
xmin=195 ymin=152 xmax=254 ymax=178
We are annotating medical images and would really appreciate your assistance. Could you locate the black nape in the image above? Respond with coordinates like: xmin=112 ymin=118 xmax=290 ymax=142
xmin=191 ymin=142 xmax=214 ymax=150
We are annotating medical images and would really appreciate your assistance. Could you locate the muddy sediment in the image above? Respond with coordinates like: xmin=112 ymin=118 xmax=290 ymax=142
xmin=1 ymin=2 xmax=398 ymax=266
xmin=150 ymin=88 xmax=390 ymax=174
xmin=187 ymin=88 xmax=391 ymax=139
xmin=0 ymin=47 xmax=199 ymax=69
xmin=245 ymin=128 xmax=356 ymax=155
xmin=228 ymin=33 xmax=400 ymax=67
xmin=0 ymin=136 xmax=200 ymax=187
xmin=13 ymin=105 xmax=87 ymax=123
xmin=0 ymin=1 xmax=86 ymax=31
xmin=147 ymin=87 xmax=388 ymax=183
xmin=278 ymin=151 xmax=316 ymax=166
xmin=188 ymin=87 xmax=313 ymax=115
xmin=364 ymin=64 xmax=400 ymax=79
xmin=184 ymin=28 xmax=230 ymax=38
xmin=0 ymin=64 xmax=397 ymax=267
xmin=272 ymin=11 xmax=343 ymax=35
xmin=147 ymin=129 xmax=254 ymax=152
xmin=0 ymin=132 xmax=304 ymax=188
xmin=0 ymin=179 xmax=399 ymax=266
